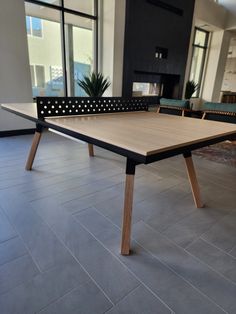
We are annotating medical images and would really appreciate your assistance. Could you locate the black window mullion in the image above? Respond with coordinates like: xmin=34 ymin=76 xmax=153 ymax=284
xmin=60 ymin=0 xmax=68 ymax=96
xmin=94 ymin=0 xmax=98 ymax=73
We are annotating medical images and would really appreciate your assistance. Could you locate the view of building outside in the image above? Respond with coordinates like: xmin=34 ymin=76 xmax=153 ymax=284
xmin=65 ymin=13 xmax=94 ymax=96
xmin=73 ymin=26 xmax=93 ymax=96
xmin=189 ymin=28 xmax=209 ymax=97
xmin=27 ymin=16 xmax=64 ymax=97
xmin=25 ymin=1 xmax=95 ymax=97
xmin=222 ymin=37 xmax=236 ymax=92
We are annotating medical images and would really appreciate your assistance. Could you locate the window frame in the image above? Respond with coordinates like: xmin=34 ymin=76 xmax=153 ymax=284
xmin=189 ymin=27 xmax=209 ymax=98
xmin=25 ymin=0 xmax=98 ymax=97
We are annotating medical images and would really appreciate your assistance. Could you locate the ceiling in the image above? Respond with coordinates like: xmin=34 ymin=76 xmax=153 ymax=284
xmin=218 ymin=0 xmax=236 ymax=15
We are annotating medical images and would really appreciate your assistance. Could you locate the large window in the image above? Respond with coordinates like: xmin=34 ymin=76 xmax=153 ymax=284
xmin=25 ymin=0 xmax=97 ymax=97
xmin=189 ymin=28 xmax=209 ymax=97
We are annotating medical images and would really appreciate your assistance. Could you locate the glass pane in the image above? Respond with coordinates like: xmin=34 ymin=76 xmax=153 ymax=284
xmin=25 ymin=3 xmax=64 ymax=97
xmin=35 ymin=0 xmax=61 ymax=5
xmin=64 ymin=0 xmax=94 ymax=15
xmin=194 ymin=29 xmax=207 ymax=47
xmin=189 ymin=47 xmax=204 ymax=96
xmin=26 ymin=16 xmax=31 ymax=35
xmin=35 ymin=65 xmax=45 ymax=87
xmin=31 ymin=17 xmax=42 ymax=37
xmin=65 ymin=13 xmax=95 ymax=96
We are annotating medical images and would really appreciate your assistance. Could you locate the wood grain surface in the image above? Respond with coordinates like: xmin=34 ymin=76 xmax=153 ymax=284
xmin=2 ymin=103 xmax=236 ymax=157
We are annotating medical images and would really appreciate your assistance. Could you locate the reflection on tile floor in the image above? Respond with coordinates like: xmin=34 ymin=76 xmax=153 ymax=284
xmin=0 ymin=132 xmax=235 ymax=314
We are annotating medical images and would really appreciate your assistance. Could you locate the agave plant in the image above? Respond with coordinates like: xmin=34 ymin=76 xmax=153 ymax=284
xmin=185 ymin=80 xmax=199 ymax=100
xmin=77 ymin=72 xmax=111 ymax=97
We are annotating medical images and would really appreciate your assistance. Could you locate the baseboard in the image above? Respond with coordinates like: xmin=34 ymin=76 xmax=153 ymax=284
xmin=0 ymin=128 xmax=35 ymax=138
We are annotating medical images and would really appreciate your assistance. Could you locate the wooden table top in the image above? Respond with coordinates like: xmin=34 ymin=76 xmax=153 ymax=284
xmin=2 ymin=103 xmax=236 ymax=157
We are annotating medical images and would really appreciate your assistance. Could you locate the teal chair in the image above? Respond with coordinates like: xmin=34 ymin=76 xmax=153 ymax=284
xmin=202 ymin=102 xmax=236 ymax=124
xmin=158 ymin=98 xmax=189 ymax=116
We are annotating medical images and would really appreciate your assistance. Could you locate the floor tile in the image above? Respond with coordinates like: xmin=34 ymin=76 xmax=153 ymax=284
xmin=187 ymin=238 xmax=236 ymax=283
xmin=106 ymin=285 xmax=172 ymax=314
xmin=201 ymin=211 xmax=236 ymax=252
xmin=0 ymin=259 xmax=89 ymax=314
xmin=0 ymin=254 xmax=39 ymax=295
xmin=51 ymin=214 xmax=139 ymax=304
xmin=162 ymin=203 xmax=230 ymax=248
xmin=0 ymin=191 xmax=76 ymax=271
xmin=38 ymin=280 xmax=112 ymax=314
xmin=0 ymin=209 xmax=17 ymax=243
xmin=63 ymin=183 xmax=124 ymax=214
xmin=75 ymin=208 xmax=226 ymax=314
xmin=132 ymin=221 xmax=236 ymax=313
xmin=0 ymin=237 xmax=27 ymax=266
xmin=0 ymin=133 xmax=235 ymax=314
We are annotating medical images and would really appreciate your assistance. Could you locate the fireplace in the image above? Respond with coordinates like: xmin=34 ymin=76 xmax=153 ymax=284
xmin=132 ymin=82 xmax=164 ymax=97
xmin=132 ymin=70 xmax=180 ymax=99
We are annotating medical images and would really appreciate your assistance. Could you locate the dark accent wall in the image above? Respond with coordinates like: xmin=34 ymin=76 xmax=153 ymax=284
xmin=122 ymin=0 xmax=195 ymax=98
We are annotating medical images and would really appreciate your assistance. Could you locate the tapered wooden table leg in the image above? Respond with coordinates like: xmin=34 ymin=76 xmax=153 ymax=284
xmin=88 ymin=144 xmax=94 ymax=157
xmin=184 ymin=153 xmax=203 ymax=208
xmin=121 ymin=159 xmax=136 ymax=255
xmin=25 ymin=126 xmax=42 ymax=171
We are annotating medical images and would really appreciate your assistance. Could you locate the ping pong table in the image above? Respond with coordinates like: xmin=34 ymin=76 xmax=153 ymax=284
xmin=2 ymin=97 xmax=236 ymax=255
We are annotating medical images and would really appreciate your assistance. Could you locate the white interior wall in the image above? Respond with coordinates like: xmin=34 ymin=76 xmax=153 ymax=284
xmin=212 ymin=31 xmax=231 ymax=100
xmin=0 ymin=0 xmax=33 ymax=131
xmin=202 ymin=30 xmax=231 ymax=102
xmin=184 ymin=0 xmax=235 ymax=104
xmin=222 ymin=52 xmax=236 ymax=92
xmin=112 ymin=0 xmax=126 ymax=96
xmin=101 ymin=0 xmax=126 ymax=96
xmin=225 ymin=11 xmax=236 ymax=30
xmin=101 ymin=0 xmax=115 ymax=96
xmin=194 ymin=0 xmax=228 ymax=29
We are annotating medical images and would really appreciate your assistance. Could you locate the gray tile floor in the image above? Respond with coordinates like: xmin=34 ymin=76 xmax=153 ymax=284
xmin=0 ymin=131 xmax=236 ymax=314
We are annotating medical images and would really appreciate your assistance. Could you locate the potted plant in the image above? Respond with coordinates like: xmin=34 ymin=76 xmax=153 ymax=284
xmin=184 ymin=80 xmax=199 ymax=109
xmin=77 ymin=72 xmax=111 ymax=97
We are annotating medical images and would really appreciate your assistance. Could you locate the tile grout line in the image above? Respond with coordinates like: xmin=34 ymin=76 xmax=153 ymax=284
xmin=133 ymin=235 xmax=229 ymax=313
xmin=35 ymin=279 xmax=109 ymax=314
xmin=27 ymin=169 xmax=125 ymax=203
xmin=102 ymin=284 xmax=143 ymax=314
xmin=199 ymin=237 xmax=236 ymax=260
xmin=81 ymin=207 xmax=229 ymax=314
xmin=228 ymin=244 xmax=236 ymax=255
xmin=0 ymin=207 xmax=44 ymax=274
xmin=142 ymin=221 xmax=236 ymax=287
xmin=73 ymin=208 xmax=175 ymax=313
xmin=198 ymin=207 xmax=236 ymax=247
xmin=26 ymin=205 xmax=118 ymax=307
xmin=0 ymin=235 xmax=18 ymax=245
xmin=0 ymin=251 xmax=28 ymax=268
xmin=102 ymin=283 xmax=176 ymax=314
xmin=0 ymin=254 xmax=40 ymax=297
xmin=161 ymin=205 xmax=236 ymax=250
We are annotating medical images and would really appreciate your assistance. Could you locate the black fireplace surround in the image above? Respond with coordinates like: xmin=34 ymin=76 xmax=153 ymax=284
xmin=122 ymin=0 xmax=195 ymax=99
